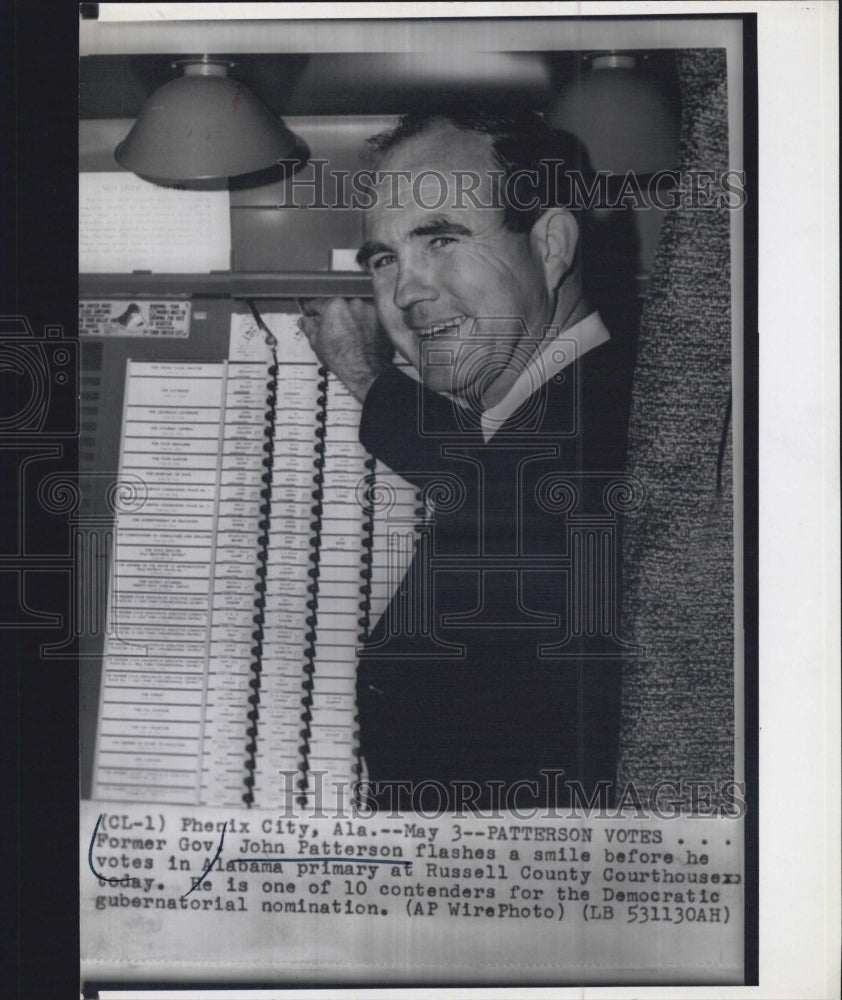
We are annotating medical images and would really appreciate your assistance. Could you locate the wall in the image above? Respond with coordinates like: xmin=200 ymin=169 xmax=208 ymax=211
xmin=80 ymin=115 xmax=395 ymax=272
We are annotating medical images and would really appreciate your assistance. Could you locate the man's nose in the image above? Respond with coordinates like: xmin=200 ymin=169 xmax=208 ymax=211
xmin=392 ymin=257 xmax=438 ymax=311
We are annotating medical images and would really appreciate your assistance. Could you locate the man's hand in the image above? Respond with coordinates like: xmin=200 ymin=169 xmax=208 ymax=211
xmin=298 ymin=297 xmax=394 ymax=403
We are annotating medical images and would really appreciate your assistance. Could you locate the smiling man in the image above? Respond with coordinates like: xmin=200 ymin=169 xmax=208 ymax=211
xmin=300 ymin=111 xmax=635 ymax=812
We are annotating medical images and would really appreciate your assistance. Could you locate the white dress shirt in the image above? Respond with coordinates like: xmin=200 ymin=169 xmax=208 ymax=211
xmin=480 ymin=311 xmax=611 ymax=442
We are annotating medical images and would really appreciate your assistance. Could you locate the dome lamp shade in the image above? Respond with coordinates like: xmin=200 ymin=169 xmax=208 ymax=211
xmin=547 ymin=53 xmax=679 ymax=176
xmin=114 ymin=58 xmax=303 ymax=185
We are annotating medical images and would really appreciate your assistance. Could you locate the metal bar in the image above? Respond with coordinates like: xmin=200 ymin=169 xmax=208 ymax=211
xmin=228 ymin=272 xmax=372 ymax=299
xmin=79 ymin=271 xmax=373 ymax=299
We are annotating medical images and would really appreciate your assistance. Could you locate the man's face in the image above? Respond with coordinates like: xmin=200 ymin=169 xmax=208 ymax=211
xmin=359 ymin=123 xmax=554 ymax=402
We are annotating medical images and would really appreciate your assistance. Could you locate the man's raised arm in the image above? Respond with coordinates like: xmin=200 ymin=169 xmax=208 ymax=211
xmin=298 ymin=297 xmax=392 ymax=404
xmin=299 ymin=296 xmax=473 ymax=481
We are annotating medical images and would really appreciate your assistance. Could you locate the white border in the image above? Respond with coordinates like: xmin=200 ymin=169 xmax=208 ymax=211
xmin=86 ymin=3 xmax=841 ymax=998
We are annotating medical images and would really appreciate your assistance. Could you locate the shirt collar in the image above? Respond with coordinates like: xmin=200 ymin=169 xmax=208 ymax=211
xmin=480 ymin=310 xmax=611 ymax=442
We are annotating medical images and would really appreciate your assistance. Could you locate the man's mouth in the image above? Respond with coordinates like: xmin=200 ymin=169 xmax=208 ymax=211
xmin=414 ymin=315 xmax=468 ymax=337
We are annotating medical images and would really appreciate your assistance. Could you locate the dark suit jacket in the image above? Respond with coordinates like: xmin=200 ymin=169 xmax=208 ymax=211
xmin=356 ymin=335 xmax=634 ymax=809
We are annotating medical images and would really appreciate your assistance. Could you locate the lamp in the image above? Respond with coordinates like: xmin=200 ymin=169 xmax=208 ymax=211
xmin=115 ymin=57 xmax=305 ymax=185
xmin=547 ymin=52 xmax=680 ymax=293
xmin=547 ymin=53 xmax=679 ymax=177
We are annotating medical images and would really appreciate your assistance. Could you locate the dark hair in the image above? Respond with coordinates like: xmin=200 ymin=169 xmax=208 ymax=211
xmin=366 ymin=109 xmax=595 ymax=234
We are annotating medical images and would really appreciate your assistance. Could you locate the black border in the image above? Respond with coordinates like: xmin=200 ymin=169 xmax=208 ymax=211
xmin=3 ymin=2 xmax=80 ymax=996
xmin=1 ymin=6 xmax=759 ymax=995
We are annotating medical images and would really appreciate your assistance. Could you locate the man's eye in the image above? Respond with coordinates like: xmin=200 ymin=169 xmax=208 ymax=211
xmin=368 ymin=254 xmax=396 ymax=272
xmin=430 ymin=236 xmax=457 ymax=249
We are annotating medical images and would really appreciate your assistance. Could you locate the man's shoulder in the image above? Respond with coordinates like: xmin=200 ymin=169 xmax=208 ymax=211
xmin=578 ymin=334 xmax=636 ymax=399
xmin=499 ymin=335 xmax=632 ymax=435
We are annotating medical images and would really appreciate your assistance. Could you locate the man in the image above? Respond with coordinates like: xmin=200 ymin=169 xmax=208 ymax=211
xmin=300 ymin=111 xmax=634 ymax=811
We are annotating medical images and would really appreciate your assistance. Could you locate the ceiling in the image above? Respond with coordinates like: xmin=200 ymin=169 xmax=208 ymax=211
xmin=79 ymin=50 xmax=679 ymax=119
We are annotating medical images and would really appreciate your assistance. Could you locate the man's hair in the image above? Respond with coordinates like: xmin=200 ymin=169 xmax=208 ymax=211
xmin=366 ymin=109 xmax=595 ymax=234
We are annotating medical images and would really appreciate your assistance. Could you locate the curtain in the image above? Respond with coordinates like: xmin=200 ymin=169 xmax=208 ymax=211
xmin=617 ymin=49 xmax=735 ymax=809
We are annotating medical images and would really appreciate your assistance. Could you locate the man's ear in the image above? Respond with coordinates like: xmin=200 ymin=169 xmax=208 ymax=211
xmin=529 ymin=208 xmax=579 ymax=292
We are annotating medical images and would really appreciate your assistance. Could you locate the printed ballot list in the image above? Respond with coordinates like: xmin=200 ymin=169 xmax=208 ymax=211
xmin=81 ymin=799 xmax=744 ymax=985
xmin=92 ymin=360 xmax=279 ymax=806
xmin=91 ymin=351 xmax=381 ymax=809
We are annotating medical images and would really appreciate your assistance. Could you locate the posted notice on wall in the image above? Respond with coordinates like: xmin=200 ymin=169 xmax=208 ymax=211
xmin=79 ymin=172 xmax=231 ymax=274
